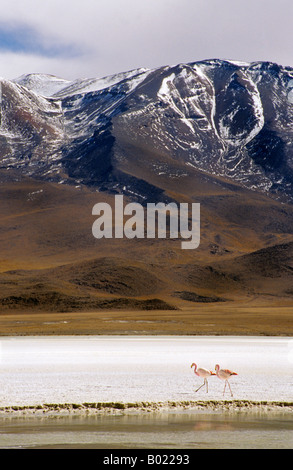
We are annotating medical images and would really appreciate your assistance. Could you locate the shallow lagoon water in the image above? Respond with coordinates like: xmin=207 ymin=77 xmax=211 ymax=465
xmin=0 ymin=335 xmax=293 ymax=449
xmin=1 ymin=410 xmax=293 ymax=449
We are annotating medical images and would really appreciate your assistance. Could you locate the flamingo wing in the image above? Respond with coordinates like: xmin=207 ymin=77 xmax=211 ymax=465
xmin=197 ymin=367 xmax=213 ymax=377
xmin=223 ymin=369 xmax=238 ymax=376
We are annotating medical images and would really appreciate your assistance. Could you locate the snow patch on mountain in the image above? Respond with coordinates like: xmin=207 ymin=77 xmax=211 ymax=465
xmin=1 ymin=59 xmax=293 ymax=202
xmin=53 ymin=68 xmax=150 ymax=98
xmin=13 ymin=74 xmax=71 ymax=98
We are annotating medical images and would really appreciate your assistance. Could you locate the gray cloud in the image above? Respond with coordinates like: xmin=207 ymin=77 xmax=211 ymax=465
xmin=0 ymin=0 xmax=292 ymax=80
xmin=0 ymin=22 xmax=82 ymax=57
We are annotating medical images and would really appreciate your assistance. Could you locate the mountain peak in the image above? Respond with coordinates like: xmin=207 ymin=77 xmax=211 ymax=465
xmin=0 ymin=59 xmax=293 ymax=203
xmin=12 ymin=73 xmax=72 ymax=97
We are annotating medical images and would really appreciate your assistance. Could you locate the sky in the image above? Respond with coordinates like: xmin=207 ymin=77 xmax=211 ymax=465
xmin=0 ymin=0 xmax=292 ymax=80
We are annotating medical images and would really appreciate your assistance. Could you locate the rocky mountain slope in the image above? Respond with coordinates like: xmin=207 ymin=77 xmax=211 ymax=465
xmin=0 ymin=60 xmax=293 ymax=313
xmin=0 ymin=59 xmax=292 ymax=203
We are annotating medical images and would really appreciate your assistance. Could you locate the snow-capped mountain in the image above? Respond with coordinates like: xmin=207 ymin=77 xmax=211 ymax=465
xmin=2 ymin=59 xmax=293 ymax=202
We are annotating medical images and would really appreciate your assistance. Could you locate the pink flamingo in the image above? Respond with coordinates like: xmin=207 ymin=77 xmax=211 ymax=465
xmin=215 ymin=364 xmax=238 ymax=397
xmin=191 ymin=363 xmax=215 ymax=393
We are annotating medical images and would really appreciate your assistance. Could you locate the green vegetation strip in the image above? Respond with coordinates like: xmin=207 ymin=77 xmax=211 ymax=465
xmin=0 ymin=400 xmax=293 ymax=414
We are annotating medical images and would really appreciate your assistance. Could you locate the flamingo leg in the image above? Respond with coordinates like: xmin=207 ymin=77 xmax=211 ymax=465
xmin=227 ymin=381 xmax=233 ymax=397
xmin=223 ymin=381 xmax=227 ymax=396
xmin=195 ymin=381 xmax=205 ymax=392
xmin=195 ymin=378 xmax=209 ymax=393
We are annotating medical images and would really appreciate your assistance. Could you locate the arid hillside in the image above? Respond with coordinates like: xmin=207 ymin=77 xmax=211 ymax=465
xmin=0 ymin=169 xmax=292 ymax=319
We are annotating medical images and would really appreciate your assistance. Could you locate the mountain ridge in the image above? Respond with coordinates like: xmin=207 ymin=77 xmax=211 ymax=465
xmin=0 ymin=59 xmax=293 ymax=203
xmin=0 ymin=59 xmax=293 ymax=322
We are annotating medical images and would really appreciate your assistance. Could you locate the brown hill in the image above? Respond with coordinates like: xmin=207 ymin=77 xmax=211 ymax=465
xmin=0 ymin=166 xmax=292 ymax=320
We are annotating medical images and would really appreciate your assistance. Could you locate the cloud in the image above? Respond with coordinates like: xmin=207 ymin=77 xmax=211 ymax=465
xmin=0 ymin=51 xmax=89 ymax=81
xmin=0 ymin=0 xmax=292 ymax=80
xmin=0 ymin=22 xmax=81 ymax=58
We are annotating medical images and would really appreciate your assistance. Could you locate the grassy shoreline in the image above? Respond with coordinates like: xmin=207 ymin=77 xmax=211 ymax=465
xmin=0 ymin=303 xmax=293 ymax=336
xmin=1 ymin=400 xmax=293 ymax=417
